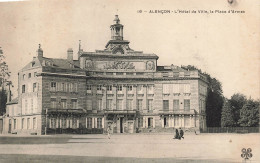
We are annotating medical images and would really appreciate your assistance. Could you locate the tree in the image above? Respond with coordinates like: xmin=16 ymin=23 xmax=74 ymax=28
xmin=239 ymin=99 xmax=259 ymax=127
xmin=229 ymin=93 xmax=247 ymax=126
xmin=182 ymin=65 xmax=224 ymax=127
xmin=221 ymin=99 xmax=235 ymax=127
xmin=0 ymin=47 xmax=11 ymax=115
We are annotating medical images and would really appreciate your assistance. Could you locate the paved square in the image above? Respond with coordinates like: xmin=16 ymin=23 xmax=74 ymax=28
xmin=0 ymin=133 xmax=259 ymax=162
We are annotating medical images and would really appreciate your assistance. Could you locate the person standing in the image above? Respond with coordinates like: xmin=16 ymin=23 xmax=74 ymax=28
xmin=173 ymin=128 xmax=180 ymax=139
xmin=107 ymin=125 xmax=111 ymax=139
xmin=180 ymin=128 xmax=184 ymax=139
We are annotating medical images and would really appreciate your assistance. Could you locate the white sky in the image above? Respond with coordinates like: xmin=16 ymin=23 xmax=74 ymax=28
xmin=0 ymin=0 xmax=259 ymax=99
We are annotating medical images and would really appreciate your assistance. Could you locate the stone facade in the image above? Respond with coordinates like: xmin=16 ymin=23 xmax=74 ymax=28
xmin=2 ymin=15 xmax=208 ymax=135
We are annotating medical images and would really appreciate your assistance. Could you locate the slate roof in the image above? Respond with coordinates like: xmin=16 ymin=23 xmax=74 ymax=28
xmin=21 ymin=57 xmax=80 ymax=71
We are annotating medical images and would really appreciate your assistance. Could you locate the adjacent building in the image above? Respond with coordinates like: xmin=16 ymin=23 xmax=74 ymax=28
xmin=2 ymin=15 xmax=208 ymax=135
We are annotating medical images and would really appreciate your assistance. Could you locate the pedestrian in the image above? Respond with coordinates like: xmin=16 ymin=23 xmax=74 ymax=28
xmin=179 ymin=128 xmax=184 ymax=139
xmin=173 ymin=128 xmax=180 ymax=139
xmin=107 ymin=125 xmax=111 ymax=139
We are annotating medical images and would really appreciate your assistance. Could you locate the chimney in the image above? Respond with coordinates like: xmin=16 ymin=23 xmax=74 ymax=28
xmin=37 ymin=44 xmax=43 ymax=58
xmin=67 ymin=48 xmax=73 ymax=61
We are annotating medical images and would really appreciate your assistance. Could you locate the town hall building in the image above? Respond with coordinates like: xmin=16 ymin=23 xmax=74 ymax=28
xmin=2 ymin=15 xmax=208 ymax=135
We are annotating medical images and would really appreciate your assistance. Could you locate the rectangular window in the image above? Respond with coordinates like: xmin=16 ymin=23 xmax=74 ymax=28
xmin=173 ymin=100 xmax=179 ymax=110
xmin=22 ymin=118 xmax=24 ymax=129
xmin=137 ymin=99 xmax=143 ymax=110
xmin=107 ymin=85 xmax=112 ymax=91
xmin=34 ymin=72 xmax=37 ymax=77
xmin=72 ymin=118 xmax=77 ymax=128
xmin=138 ymin=118 xmax=143 ymax=128
xmin=126 ymin=99 xmax=133 ymax=110
xmin=163 ymin=100 xmax=169 ymax=111
xmin=28 ymin=73 xmax=31 ymax=78
xmin=147 ymin=99 xmax=153 ymax=111
xmin=97 ymin=118 xmax=102 ymax=129
xmin=184 ymin=84 xmax=191 ymax=93
xmin=127 ymin=85 xmax=133 ymax=93
xmin=86 ymin=99 xmax=92 ymax=110
xmin=106 ymin=99 xmax=112 ymax=110
xmin=74 ymin=83 xmax=78 ymax=92
xmin=117 ymin=85 xmax=122 ymax=92
xmin=72 ymin=99 xmax=77 ymax=109
xmin=117 ymin=99 xmax=123 ymax=110
xmin=33 ymin=83 xmax=37 ymax=92
xmin=68 ymin=83 xmax=73 ymax=92
xmin=148 ymin=118 xmax=153 ymax=128
xmin=61 ymin=99 xmax=67 ymax=109
xmin=137 ymin=85 xmax=143 ymax=94
xmin=172 ymin=84 xmax=180 ymax=93
xmin=147 ymin=85 xmax=154 ymax=94
xmin=61 ymin=118 xmax=66 ymax=128
xmin=23 ymin=74 xmax=26 ymax=80
xmin=14 ymin=119 xmax=16 ymax=129
xmin=50 ymin=82 xmax=56 ymax=91
xmin=33 ymin=118 xmax=36 ymax=129
xmin=61 ymin=83 xmax=65 ymax=92
xmin=86 ymin=84 xmax=92 ymax=93
xmin=27 ymin=118 xmax=30 ymax=129
xmin=97 ymin=85 xmax=102 ymax=91
xmin=97 ymin=99 xmax=102 ymax=110
xmin=163 ymin=84 xmax=170 ymax=94
xmin=51 ymin=98 xmax=56 ymax=109
xmin=22 ymin=85 xmax=26 ymax=93
xmin=87 ymin=118 xmax=92 ymax=128
xmin=184 ymin=99 xmax=190 ymax=111
xmin=50 ymin=118 xmax=56 ymax=128
xmin=86 ymin=85 xmax=92 ymax=91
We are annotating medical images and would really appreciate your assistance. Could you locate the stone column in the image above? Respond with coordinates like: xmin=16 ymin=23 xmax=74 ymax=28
xmin=172 ymin=115 xmax=175 ymax=127
xmin=161 ymin=117 xmax=164 ymax=128
xmin=153 ymin=117 xmax=155 ymax=128
xmin=102 ymin=117 xmax=105 ymax=128
xmin=92 ymin=118 xmax=94 ymax=128
xmin=182 ymin=115 xmax=184 ymax=127
xmin=190 ymin=115 xmax=192 ymax=127
xmin=143 ymin=117 xmax=145 ymax=128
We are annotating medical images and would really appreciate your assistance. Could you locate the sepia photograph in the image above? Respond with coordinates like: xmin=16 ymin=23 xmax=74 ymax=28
xmin=0 ymin=0 xmax=259 ymax=162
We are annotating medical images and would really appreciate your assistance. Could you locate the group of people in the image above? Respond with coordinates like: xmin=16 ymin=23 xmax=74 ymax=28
xmin=173 ymin=128 xmax=184 ymax=140
xmin=107 ymin=124 xmax=185 ymax=140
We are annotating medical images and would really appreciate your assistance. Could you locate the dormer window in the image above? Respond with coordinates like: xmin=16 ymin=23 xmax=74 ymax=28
xmin=31 ymin=61 xmax=35 ymax=67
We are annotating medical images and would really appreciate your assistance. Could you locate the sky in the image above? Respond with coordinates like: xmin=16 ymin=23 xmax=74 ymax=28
xmin=0 ymin=0 xmax=259 ymax=99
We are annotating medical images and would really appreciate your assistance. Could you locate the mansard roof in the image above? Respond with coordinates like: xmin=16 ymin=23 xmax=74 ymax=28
xmin=21 ymin=56 xmax=80 ymax=71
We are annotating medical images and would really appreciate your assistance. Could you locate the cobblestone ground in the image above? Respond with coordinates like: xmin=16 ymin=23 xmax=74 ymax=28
xmin=0 ymin=133 xmax=259 ymax=163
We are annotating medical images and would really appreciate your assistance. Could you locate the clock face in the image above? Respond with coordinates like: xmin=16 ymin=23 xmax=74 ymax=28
xmin=146 ymin=61 xmax=154 ymax=70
